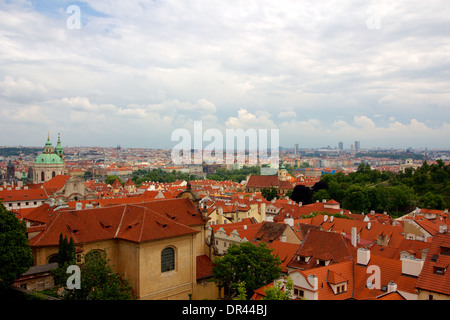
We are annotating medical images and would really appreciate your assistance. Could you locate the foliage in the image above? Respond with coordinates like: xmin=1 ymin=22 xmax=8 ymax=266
xmin=53 ymin=234 xmax=76 ymax=286
xmin=319 ymin=160 xmax=450 ymax=216
xmin=105 ymin=175 xmax=123 ymax=185
xmin=63 ymin=250 xmax=137 ymax=300
xmin=261 ymin=187 xmax=278 ymax=201
xmin=212 ymin=242 xmax=281 ymax=299
xmin=290 ymin=184 xmax=313 ymax=205
xmin=0 ymin=203 xmax=33 ymax=293
xmin=206 ymin=166 xmax=260 ymax=183
xmin=233 ymin=281 xmax=247 ymax=300
xmin=131 ymin=168 xmax=197 ymax=186
xmin=262 ymin=277 xmax=293 ymax=300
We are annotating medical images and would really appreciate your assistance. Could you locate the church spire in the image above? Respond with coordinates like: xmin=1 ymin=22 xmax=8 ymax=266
xmin=44 ymin=133 xmax=54 ymax=154
xmin=55 ymin=132 xmax=64 ymax=160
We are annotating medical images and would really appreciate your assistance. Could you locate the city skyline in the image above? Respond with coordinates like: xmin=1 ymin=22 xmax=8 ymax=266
xmin=1 ymin=1 xmax=450 ymax=150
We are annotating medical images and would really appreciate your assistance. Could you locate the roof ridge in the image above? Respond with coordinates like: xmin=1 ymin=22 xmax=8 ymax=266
xmin=114 ymin=205 xmax=127 ymax=239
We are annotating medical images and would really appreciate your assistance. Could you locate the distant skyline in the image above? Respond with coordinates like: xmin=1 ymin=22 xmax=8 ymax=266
xmin=1 ymin=1 xmax=450 ymax=150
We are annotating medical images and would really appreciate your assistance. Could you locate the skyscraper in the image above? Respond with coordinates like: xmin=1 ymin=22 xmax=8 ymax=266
xmin=338 ymin=141 xmax=343 ymax=151
xmin=355 ymin=141 xmax=361 ymax=151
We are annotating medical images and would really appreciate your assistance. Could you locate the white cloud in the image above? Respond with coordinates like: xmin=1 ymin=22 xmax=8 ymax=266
xmin=225 ymin=109 xmax=277 ymax=130
xmin=0 ymin=0 xmax=449 ymax=148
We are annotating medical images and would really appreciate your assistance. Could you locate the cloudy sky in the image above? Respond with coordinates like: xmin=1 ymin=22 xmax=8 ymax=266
xmin=1 ymin=0 xmax=449 ymax=150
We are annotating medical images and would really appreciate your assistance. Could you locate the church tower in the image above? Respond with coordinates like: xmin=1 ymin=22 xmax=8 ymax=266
xmin=32 ymin=133 xmax=66 ymax=184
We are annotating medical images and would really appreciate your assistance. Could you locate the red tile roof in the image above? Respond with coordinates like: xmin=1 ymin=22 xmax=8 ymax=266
xmin=0 ymin=188 xmax=48 ymax=202
xmin=416 ymin=232 xmax=450 ymax=295
xmin=29 ymin=199 xmax=205 ymax=247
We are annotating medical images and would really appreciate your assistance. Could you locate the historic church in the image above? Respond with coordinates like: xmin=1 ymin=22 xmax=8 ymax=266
xmin=32 ymin=133 xmax=66 ymax=184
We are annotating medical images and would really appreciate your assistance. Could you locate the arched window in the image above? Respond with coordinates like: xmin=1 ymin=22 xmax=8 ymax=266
xmin=48 ymin=254 xmax=59 ymax=264
xmin=161 ymin=247 xmax=175 ymax=273
xmin=41 ymin=171 xmax=45 ymax=182
xmin=52 ymin=171 xmax=56 ymax=178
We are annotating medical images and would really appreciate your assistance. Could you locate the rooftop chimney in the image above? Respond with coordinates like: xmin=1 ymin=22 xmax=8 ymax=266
xmin=401 ymin=257 xmax=424 ymax=277
xmin=284 ymin=214 xmax=294 ymax=227
xmin=307 ymin=274 xmax=318 ymax=291
xmin=357 ymin=248 xmax=370 ymax=266
xmin=351 ymin=227 xmax=357 ymax=247
xmin=387 ymin=281 xmax=397 ymax=293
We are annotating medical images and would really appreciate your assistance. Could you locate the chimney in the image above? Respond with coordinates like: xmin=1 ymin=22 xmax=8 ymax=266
xmin=284 ymin=214 xmax=294 ymax=227
xmin=330 ymin=216 xmax=334 ymax=222
xmin=323 ymin=215 xmax=328 ymax=222
xmin=357 ymin=248 xmax=370 ymax=266
xmin=260 ymin=203 xmax=266 ymax=222
xmin=351 ymin=227 xmax=357 ymax=247
xmin=401 ymin=257 xmax=424 ymax=277
xmin=367 ymin=222 xmax=371 ymax=230
xmin=387 ymin=281 xmax=397 ymax=293
xmin=298 ymin=202 xmax=302 ymax=207
xmin=307 ymin=274 xmax=318 ymax=291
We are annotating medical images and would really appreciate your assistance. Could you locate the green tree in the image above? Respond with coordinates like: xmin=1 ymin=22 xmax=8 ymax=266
xmin=420 ymin=192 xmax=446 ymax=210
xmin=212 ymin=242 xmax=281 ymax=299
xmin=312 ymin=189 xmax=330 ymax=202
xmin=290 ymin=185 xmax=313 ymax=205
xmin=233 ymin=281 xmax=247 ymax=300
xmin=0 ymin=203 xmax=33 ymax=292
xmin=261 ymin=187 xmax=278 ymax=201
xmin=64 ymin=250 xmax=137 ymax=300
xmin=342 ymin=185 xmax=370 ymax=213
xmin=262 ymin=277 xmax=294 ymax=300
xmin=105 ymin=175 xmax=123 ymax=185
xmin=53 ymin=234 xmax=76 ymax=286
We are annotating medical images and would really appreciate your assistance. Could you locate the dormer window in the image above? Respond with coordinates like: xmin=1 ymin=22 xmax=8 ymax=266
xmin=297 ymin=255 xmax=311 ymax=263
xmin=440 ymin=245 xmax=450 ymax=256
xmin=434 ymin=266 xmax=446 ymax=275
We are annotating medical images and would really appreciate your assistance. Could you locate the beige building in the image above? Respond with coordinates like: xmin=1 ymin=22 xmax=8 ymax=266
xmin=27 ymin=198 xmax=218 ymax=300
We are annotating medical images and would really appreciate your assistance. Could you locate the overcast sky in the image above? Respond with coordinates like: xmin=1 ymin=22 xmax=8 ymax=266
xmin=1 ymin=0 xmax=449 ymax=150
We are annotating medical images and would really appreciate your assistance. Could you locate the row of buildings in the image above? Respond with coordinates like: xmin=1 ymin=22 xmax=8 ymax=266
xmin=3 ymin=134 xmax=450 ymax=300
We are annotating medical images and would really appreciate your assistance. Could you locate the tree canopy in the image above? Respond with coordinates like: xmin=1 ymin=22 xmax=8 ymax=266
xmin=0 ymin=203 xmax=33 ymax=292
xmin=63 ymin=250 xmax=137 ymax=300
xmin=212 ymin=241 xmax=281 ymax=299
xmin=318 ymin=160 xmax=449 ymax=216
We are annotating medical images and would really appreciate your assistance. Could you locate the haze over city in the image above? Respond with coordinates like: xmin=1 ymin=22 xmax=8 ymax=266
xmin=1 ymin=0 xmax=449 ymax=149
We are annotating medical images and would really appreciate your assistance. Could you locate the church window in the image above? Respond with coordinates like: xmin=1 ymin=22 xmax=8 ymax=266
xmin=41 ymin=171 xmax=45 ymax=181
xmin=52 ymin=171 xmax=56 ymax=178
xmin=161 ymin=247 xmax=175 ymax=273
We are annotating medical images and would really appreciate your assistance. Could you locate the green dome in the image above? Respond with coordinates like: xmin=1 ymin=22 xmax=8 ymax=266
xmin=34 ymin=153 xmax=64 ymax=164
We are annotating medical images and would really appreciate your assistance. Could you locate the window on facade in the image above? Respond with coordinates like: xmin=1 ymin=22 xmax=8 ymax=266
xmin=161 ymin=247 xmax=175 ymax=273
xmin=294 ymin=288 xmax=304 ymax=297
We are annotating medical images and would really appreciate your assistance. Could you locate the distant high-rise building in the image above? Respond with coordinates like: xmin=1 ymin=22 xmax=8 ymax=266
xmin=294 ymin=144 xmax=299 ymax=155
xmin=355 ymin=141 xmax=360 ymax=151
xmin=338 ymin=142 xmax=343 ymax=151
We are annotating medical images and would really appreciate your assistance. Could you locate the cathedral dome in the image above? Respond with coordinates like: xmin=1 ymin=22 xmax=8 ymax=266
xmin=33 ymin=153 xmax=64 ymax=164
